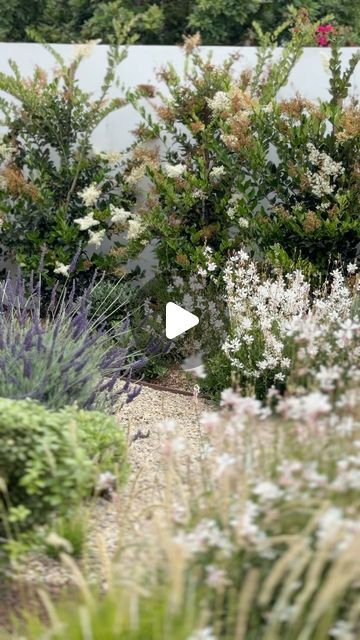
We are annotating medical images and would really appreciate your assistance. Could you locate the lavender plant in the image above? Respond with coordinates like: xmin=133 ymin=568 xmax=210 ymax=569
xmin=0 ymin=270 xmax=143 ymax=410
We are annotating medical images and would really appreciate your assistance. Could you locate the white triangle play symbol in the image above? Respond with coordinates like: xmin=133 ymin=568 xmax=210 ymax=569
xmin=165 ymin=302 xmax=199 ymax=339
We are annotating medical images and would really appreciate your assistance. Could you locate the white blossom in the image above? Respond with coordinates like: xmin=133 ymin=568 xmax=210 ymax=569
xmin=110 ymin=205 xmax=131 ymax=225
xmin=74 ymin=212 xmax=100 ymax=231
xmin=88 ymin=228 xmax=105 ymax=248
xmin=54 ymin=261 xmax=70 ymax=277
xmin=207 ymin=91 xmax=231 ymax=113
xmin=127 ymin=218 xmax=143 ymax=240
xmin=209 ymin=165 xmax=226 ymax=181
xmin=78 ymin=183 xmax=101 ymax=207
xmin=163 ymin=163 xmax=187 ymax=178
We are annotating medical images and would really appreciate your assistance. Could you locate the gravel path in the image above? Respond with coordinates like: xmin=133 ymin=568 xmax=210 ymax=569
xmin=7 ymin=387 xmax=211 ymax=594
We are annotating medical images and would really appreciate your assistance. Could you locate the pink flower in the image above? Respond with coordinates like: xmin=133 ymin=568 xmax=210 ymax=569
xmin=316 ymin=24 xmax=334 ymax=47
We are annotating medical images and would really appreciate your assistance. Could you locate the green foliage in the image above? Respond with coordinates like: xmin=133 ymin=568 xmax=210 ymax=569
xmin=0 ymin=43 xmax=134 ymax=286
xmin=12 ymin=586 xmax=197 ymax=640
xmin=45 ymin=508 xmax=88 ymax=559
xmin=199 ymin=349 xmax=232 ymax=400
xmin=1 ymin=0 xmax=359 ymax=44
xmin=0 ymin=398 xmax=126 ymax=546
xmin=90 ymin=278 xmax=140 ymax=326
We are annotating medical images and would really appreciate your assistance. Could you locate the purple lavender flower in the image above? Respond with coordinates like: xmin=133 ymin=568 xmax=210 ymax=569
xmin=0 ymin=270 xmax=148 ymax=410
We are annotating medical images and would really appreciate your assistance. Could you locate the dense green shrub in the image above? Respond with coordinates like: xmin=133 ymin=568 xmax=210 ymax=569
xmin=0 ymin=398 xmax=126 ymax=542
xmin=1 ymin=0 xmax=359 ymax=45
xmin=0 ymin=43 xmax=135 ymax=286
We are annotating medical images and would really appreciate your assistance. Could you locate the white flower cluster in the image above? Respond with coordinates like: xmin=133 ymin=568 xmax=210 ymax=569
xmin=222 ymin=252 xmax=360 ymax=389
xmin=222 ymin=251 xmax=310 ymax=381
xmin=198 ymin=245 xmax=217 ymax=277
xmin=78 ymin=183 xmax=102 ymax=207
xmin=209 ymin=165 xmax=226 ymax=181
xmin=0 ymin=139 xmax=13 ymax=165
xmin=74 ymin=211 xmax=100 ymax=231
xmin=73 ymin=209 xmax=105 ymax=249
xmin=109 ymin=205 xmax=131 ymax=225
xmin=227 ymin=192 xmax=249 ymax=226
xmin=54 ymin=261 xmax=70 ymax=277
xmin=207 ymin=91 xmax=231 ymax=114
xmin=306 ymin=142 xmax=344 ymax=198
xmin=127 ymin=217 xmax=143 ymax=240
xmin=163 ymin=162 xmax=187 ymax=178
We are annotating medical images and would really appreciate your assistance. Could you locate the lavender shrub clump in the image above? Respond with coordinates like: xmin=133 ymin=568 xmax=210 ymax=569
xmin=0 ymin=272 xmax=144 ymax=410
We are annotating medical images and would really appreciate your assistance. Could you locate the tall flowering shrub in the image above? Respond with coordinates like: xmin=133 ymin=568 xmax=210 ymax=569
xmin=125 ymin=14 xmax=318 ymax=280
xmin=225 ymin=37 xmax=360 ymax=275
xmin=0 ymin=42 xmax=135 ymax=285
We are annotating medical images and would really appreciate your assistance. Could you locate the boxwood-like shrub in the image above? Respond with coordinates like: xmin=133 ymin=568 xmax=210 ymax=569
xmin=0 ymin=398 xmax=126 ymax=542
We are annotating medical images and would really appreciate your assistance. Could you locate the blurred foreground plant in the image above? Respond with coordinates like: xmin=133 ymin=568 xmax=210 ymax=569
xmin=11 ymin=383 xmax=360 ymax=639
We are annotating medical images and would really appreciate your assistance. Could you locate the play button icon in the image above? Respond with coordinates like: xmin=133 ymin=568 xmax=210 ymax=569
xmin=165 ymin=302 xmax=199 ymax=339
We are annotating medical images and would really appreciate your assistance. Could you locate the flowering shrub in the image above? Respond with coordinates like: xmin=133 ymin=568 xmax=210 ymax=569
xmin=316 ymin=23 xmax=335 ymax=46
xmin=125 ymin=15 xmax=318 ymax=281
xmin=223 ymin=251 xmax=360 ymax=397
xmin=230 ymin=38 xmax=360 ymax=275
xmin=0 ymin=42 xmax=136 ymax=286
xmin=0 ymin=271 xmax=142 ymax=410
xmin=2 ymin=0 xmax=360 ymax=46
xmin=0 ymin=398 xmax=126 ymax=547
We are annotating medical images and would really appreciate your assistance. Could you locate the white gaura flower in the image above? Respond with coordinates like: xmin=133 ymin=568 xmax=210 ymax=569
xmin=110 ymin=205 xmax=131 ymax=225
xmin=88 ymin=229 xmax=105 ymax=248
xmin=253 ymin=481 xmax=283 ymax=502
xmin=78 ymin=183 xmax=101 ymax=207
xmin=54 ymin=261 xmax=70 ymax=277
xmin=127 ymin=218 xmax=143 ymax=240
xmin=74 ymin=212 xmax=100 ymax=231
xmin=163 ymin=163 xmax=187 ymax=179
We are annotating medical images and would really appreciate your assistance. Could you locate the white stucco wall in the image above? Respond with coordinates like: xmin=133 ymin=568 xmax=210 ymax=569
xmin=1 ymin=43 xmax=359 ymax=151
